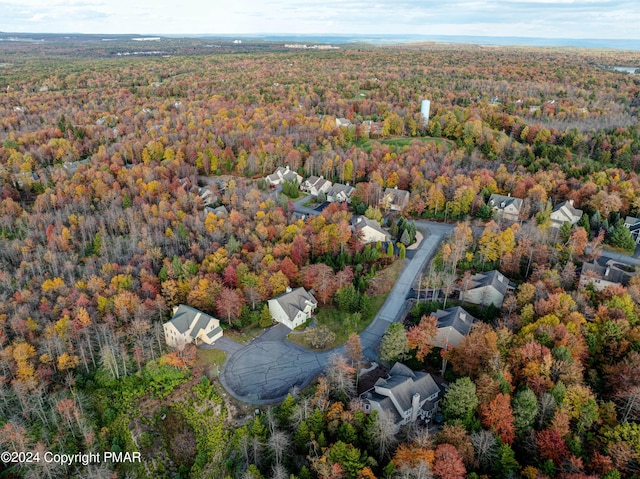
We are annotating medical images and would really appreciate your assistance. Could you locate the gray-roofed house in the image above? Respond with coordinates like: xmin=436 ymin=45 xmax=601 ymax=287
xmin=579 ymin=258 xmax=636 ymax=292
xmin=327 ymin=183 xmax=355 ymax=203
xmin=460 ymin=270 xmax=515 ymax=307
xmin=351 ymin=215 xmax=392 ymax=244
xmin=488 ymin=194 xmax=523 ymax=222
xmin=360 ymin=363 xmax=443 ymax=428
xmin=624 ymin=216 xmax=640 ymax=244
xmin=204 ymin=205 xmax=228 ymax=217
xmin=268 ymin=287 xmax=318 ymax=330
xmin=302 ymin=175 xmax=333 ymax=197
xmin=432 ymin=306 xmax=476 ymax=348
xmin=381 ymin=187 xmax=410 ymax=212
xmin=550 ymin=199 xmax=583 ymax=228
xmin=265 ymin=166 xmax=303 ymax=186
xmin=163 ymin=305 xmax=223 ymax=348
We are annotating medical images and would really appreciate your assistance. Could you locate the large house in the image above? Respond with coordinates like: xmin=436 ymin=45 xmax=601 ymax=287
xmin=301 ymin=176 xmax=333 ymax=197
xmin=579 ymin=259 xmax=636 ymax=292
xmin=431 ymin=307 xmax=476 ymax=348
xmin=550 ymin=200 xmax=583 ymax=228
xmin=381 ymin=187 xmax=410 ymax=212
xmin=624 ymin=216 xmax=640 ymax=244
xmin=460 ymin=270 xmax=515 ymax=307
xmin=361 ymin=363 xmax=443 ymax=428
xmin=327 ymin=183 xmax=355 ymax=203
xmin=265 ymin=166 xmax=303 ymax=186
xmin=488 ymin=194 xmax=523 ymax=222
xmin=352 ymin=215 xmax=392 ymax=244
xmin=163 ymin=305 xmax=223 ymax=348
xmin=268 ymin=287 xmax=318 ymax=330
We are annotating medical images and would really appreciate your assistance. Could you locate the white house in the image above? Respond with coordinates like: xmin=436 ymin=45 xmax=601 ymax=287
xmin=550 ymin=199 xmax=583 ymax=228
xmin=265 ymin=166 xmax=303 ymax=186
xmin=352 ymin=215 xmax=391 ymax=244
xmin=163 ymin=305 xmax=223 ymax=348
xmin=381 ymin=187 xmax=410 ymax=212
xmin=301 ymin=176 xmax=333 ymax=197
xmin=327 ymin=183 xmax=355 ymax=203
xmin=488 ymin=194 xmax=523 ymax=222
xmin=460 ymin=270 xmax=515 ymax=308
xmin=431 ymin=307 xmax=476 ymax=349
xmin=268 ymin=287 xmax=318 ymax=330
xmin=361 ymin=363 xmax=442 ymax=427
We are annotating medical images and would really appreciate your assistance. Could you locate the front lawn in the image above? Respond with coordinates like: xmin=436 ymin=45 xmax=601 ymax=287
xmin=196 ymin=348 xmax=227 ymax=377
xmin=288 ymin=293 xmax=387 ymax=350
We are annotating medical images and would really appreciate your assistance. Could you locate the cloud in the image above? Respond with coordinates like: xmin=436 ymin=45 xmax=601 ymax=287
xmin=0 ymin=0 xmax=638 ymax=39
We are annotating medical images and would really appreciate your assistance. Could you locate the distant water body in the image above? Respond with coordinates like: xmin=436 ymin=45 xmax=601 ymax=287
xmin=207 ymin=34 xmax=640 ymax=51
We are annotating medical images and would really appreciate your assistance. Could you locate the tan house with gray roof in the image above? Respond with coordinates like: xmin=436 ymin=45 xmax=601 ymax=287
xmin=163 ymin=305 xmax=223 ymax=348
xmin=268 ymin=287 xmax=318 ymax=330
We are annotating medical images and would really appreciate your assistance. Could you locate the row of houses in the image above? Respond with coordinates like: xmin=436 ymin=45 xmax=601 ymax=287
xmin=489 ymin=194 xmax=583 ymax=228
xmin=264 ymin=166 xmax=411 ymax=211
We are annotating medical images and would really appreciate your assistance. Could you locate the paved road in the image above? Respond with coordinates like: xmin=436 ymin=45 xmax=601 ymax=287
xmin=218 ymin=221 xmax=453 ymax=405
xmin=292 ymin=194 xmax=323 ymax=217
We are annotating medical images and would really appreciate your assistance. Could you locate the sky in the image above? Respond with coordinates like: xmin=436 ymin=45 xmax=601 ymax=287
xmin=0 ymin=0 xmax=639 ymax=40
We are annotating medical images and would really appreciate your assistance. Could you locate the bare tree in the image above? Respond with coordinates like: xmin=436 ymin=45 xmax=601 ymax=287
xmin=268 ymin=430 xmax=291 ymax=467
xmin=367 ymin=409 xmax=398 ymax=459
xmin=325 ymin=353 xmax=356 ymax=399
xmin=470 ymin=430 xmax=497 ymax=470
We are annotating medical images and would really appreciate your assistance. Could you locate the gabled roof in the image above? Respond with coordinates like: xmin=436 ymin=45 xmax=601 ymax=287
xmin=328 ymin=183 xmax=355 ymax=197
xmin=625 ymin=216 xmax=640 ymax=232
xmin=362 ymin=363 xmax=441 ymax=421
xmin=351 ymin=215 xmax=390 ymax=239
xmin=167 ymin=305 xmax=218 ymax=336
xmin=383 ymin=187 xmax=410 ymax=205
xmin=488 ymin=194 xmax=523 ymax=211
xmin=271 ymin=287 xmax=317 ymax=320
xmin=466 ymin=270 xmax=515 ymax=296
xmin=551 ymin=200 xmax=583 ymax=224
xmin=433 ymin=306 xmax=475 ymax=336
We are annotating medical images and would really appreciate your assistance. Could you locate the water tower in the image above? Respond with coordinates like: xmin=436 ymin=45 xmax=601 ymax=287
xmin=420 ymin=100 xmax=431 ymax=126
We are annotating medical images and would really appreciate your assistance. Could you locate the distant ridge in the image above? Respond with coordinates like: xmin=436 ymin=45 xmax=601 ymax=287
xmin=194 ymin=33 xmax=640 ymax=51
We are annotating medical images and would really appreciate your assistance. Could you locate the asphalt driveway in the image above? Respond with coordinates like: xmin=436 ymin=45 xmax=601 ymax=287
xmin=218 ymin=221 xmax=452 ymax=405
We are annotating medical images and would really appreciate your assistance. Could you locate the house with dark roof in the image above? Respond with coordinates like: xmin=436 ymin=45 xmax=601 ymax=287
xmin=361 ymin=363 xmax=442 ymax=428
xmin=327 ymin=183 xmax=355 ymax=203
xmin=460 ymin=270 xmax=515 ymax=307
xmin=268 ymin=287 xmax=318 ymax=330
xmin=579 ymin=258 xmax=636 ymax=292
xmin=488 ymin=194 xmax=523 ymax=222
xmin=550 ymin=199 xmax=583 ymax=228
xmin=301 ymin=175 xmax=333 ymax=197
xmin=352 ymin=215 xmax=391 ymax=244
xmin=624 ymin=216 xmax=640 ymax=244
xmin=432 ymin=307 xmax=476 ymax=348
xmin=265 ymin=166 xmax=303 ymax=186
xmin=381 ymin=187 xmax=410 ymax=212
xmin=163 ymin=305 xmax=223 ymax=348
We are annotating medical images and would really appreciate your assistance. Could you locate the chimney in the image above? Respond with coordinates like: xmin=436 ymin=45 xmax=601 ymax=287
xmin=507 ymin=193 xmax=511 ymax=197
xmin=411 ymin=393 xmax=420 ymax=422
xmin=285 ymin=286 xmax=292 ymax=293
xmin=568 ymin=199 xmax=574 ymax=206
xmin=605 ymin=266 xmax=611 ymax=278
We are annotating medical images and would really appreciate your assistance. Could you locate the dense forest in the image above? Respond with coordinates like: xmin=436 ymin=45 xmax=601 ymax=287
xmin=1 ymin=36 xmax=640 ymax=478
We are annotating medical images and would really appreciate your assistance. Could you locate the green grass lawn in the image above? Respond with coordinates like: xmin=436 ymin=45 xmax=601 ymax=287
xmin=288 ymin=293 xmax=387 ymax=351
xmin=224 ymin=325 xmax=267 ymax=344
xmin=196 ymin=348 xmax=227 ymax=377
xmin=361 ymin=136 xmax=451 ymax=152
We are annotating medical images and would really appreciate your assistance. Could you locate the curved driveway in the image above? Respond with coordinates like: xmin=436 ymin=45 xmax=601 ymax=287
xmin=219 ymin=221 xmax=454 ymax=405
